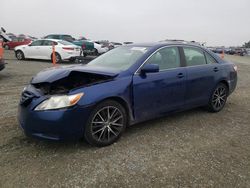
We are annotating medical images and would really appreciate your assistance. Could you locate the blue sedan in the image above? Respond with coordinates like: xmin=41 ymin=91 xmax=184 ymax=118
xmin=18 ymin=41 xmax=237 ymax=147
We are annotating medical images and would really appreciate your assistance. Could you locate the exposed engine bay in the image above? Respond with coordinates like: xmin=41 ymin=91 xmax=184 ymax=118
xmin=32 ymin=71 xmax=113 ymax=95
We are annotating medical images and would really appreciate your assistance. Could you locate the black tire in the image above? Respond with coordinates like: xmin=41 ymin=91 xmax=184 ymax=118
xmin=15 ymin=50 xmax=25 ymax=60
xmin=51 ymin=52 xmax=62 ymax=63
xmin=83 ymin=53 xmax=87 ymax=57
xmin=4 ymin=45 xmax=10 ymax=50
xmin=207 ymin=83 xmax=228 ymax=112
xmin=84 ymin=100 xmax=127 ymax=147
xmin=93 ymin=48 xmax=99 ymax=56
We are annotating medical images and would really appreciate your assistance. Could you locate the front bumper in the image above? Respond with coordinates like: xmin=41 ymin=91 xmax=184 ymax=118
xmin=18 ymin=99 xmax=93 ymax=141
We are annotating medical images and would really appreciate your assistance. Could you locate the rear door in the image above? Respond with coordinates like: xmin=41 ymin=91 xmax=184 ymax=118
xmin=182 ymin=47 xmax=220 ymax=107
xmin=133 ymin=46 xmax=186 ymax=121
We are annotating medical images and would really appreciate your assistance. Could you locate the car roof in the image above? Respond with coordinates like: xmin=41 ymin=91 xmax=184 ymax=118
xmin=126 ymin=41 xmax=203 ymax=48
xmin=37 ymin=39 xmax=63 ymax=42
xmin=46 ymin=34 xmax=72 ymax=37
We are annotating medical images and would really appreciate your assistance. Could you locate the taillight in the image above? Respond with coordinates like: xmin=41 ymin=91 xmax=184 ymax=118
xmin=62 ymin=47 xmax=74 ymax=51
xmin=233 ymin=65 xmax=237 ymax=72
xmin=82 ymin=44 xmax=86 ymax=49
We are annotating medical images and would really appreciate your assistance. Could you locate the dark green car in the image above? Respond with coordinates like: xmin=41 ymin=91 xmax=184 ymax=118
xmin=72 ymin=40 xmax=95 ymax=56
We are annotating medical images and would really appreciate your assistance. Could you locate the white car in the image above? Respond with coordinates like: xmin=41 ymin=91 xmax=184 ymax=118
xmin=95 ymin=42 xmax=109 ymax=54
xmin=92 ymin=42 xmax=109 ymax=55
xmin=14 ymin=39 xmax=81 ymax=63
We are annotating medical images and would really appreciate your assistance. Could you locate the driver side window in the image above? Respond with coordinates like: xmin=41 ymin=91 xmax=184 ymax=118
xmin=147 ymin=47 xmax=180 ymax=70
xmin=30 ymin=40 xmax=43 ymax=46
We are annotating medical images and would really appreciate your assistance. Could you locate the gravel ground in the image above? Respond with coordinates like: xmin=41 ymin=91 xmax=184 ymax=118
xmin=0 ymin=51 xmax=250 ymax=187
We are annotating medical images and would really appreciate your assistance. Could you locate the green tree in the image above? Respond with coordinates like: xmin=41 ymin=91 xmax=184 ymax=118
xmin=243 ymin=41 xmax=250 ymax=48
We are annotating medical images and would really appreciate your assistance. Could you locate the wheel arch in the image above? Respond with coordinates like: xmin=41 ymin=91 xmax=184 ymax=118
xmin=96 ymin=96 xmax=134 ymax=125
xmin=15 ymin=49 xmax=25 ymax=59
xmin=208 ymin=79 xmax=230 ymax=103
xmin=219 ymin=80 xmax=229 ymax=90
xmin=15 ymin=49 xmax=23 ymax=53
xmin=50 ymin=51 xmax=61 ymax=58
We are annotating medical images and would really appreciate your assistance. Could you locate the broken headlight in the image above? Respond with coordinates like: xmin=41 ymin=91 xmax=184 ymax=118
xmin=34 ymin=93 xmax=84 ymax=111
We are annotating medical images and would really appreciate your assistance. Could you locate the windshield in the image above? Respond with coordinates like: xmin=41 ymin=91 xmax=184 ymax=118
xmin=88 ymin=46 xmax=148 ymax=71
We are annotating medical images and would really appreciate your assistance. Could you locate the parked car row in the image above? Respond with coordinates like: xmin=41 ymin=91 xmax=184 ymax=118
xmin=44 ymin=34 xmax=119 ymax=57
xmin=10 ymin=34 xmax=125 ymax=63
xmin=209 ymin=47 xmax=247 ymax=56
xmin=1 ymin=29 xmax=125 ymax=62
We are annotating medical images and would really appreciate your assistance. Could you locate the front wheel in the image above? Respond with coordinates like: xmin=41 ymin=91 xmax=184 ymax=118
xmin=84 ymin=100 xmax=127 ymax=147
xmin=207 ymin=83 xmax=228 ymax=112
xmin=15 ymin=50 xmax=25 ymax=60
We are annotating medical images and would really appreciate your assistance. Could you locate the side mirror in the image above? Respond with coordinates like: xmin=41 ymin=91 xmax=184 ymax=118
xmin=140 ymin=64 xmax=159 ymax=74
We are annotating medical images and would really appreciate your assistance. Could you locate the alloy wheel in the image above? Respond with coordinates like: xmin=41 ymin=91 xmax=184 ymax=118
xmin=211 ymin=86 xmax=227 ymax=110
xmin=16 ymin=51 xmax=23 ymax=60
xmin=91 ymin=106 xmax=124 ymax=142
xmin=55 ymin=54 xmax=61 ymax=63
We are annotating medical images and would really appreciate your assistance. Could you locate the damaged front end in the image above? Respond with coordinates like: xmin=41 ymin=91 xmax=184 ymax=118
xmin=20 ymin=65 xmax=118 ymax=109
xmin=29 ymin=65 xmax=118 ymax=96
xmin=18 ymin=65 xmax=120 ymax=141
xmin=32 ymin=71 xmax=114 ymax=95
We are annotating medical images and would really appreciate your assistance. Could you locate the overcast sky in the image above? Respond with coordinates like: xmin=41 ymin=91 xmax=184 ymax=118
xmin=1 ymin=0 xmax=249 ymax=46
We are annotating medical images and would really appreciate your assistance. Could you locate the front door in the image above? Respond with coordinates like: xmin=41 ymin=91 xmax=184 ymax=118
xmin=25 ymin=40 xmax=44 ymax=59
xmin=133 ymin=46 xmax=186 ymax=121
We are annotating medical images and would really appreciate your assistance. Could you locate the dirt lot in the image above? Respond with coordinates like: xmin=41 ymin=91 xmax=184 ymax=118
xmin=0 ymin=51 xmax=250 ymax=187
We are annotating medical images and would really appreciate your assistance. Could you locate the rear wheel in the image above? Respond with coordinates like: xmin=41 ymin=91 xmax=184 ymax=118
xmin=15 ymin=50 xmax=25 ymax=60
xmin=84 ymin=100 xmax=127 ymax=147
xmin=207 ymin=83 xmax=228 ymax=112
xmin=4 ymin=45 xmax=10 ymax=50
xmin=51 ymin=52 xmax=61 ymax=63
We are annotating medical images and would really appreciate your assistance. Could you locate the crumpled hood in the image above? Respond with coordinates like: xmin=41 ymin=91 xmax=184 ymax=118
xmin=31 ymin=64 xmax=118 ymax=84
